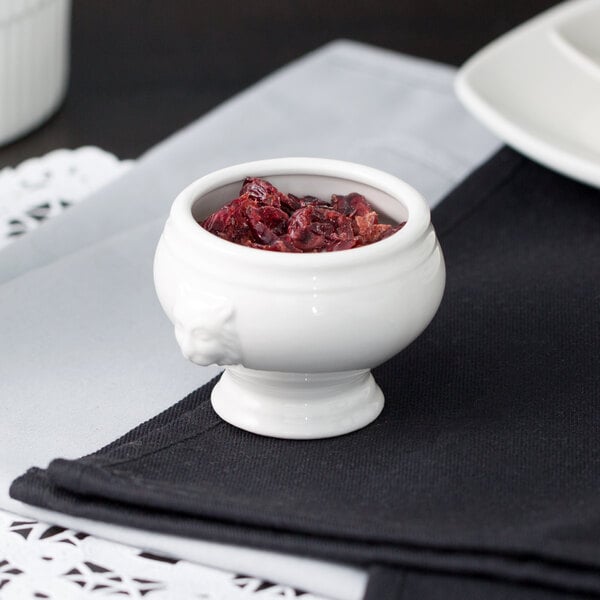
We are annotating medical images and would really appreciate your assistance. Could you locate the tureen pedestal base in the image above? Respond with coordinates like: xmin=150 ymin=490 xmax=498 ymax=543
xmin=211 ymin=366 xmax=384 ymax=439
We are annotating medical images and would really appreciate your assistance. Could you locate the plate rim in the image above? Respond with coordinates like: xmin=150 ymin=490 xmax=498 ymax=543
xmin=455 ymin=0 xmax=600 ymax=189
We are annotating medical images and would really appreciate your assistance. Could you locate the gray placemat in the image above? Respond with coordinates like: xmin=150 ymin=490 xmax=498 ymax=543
xmin=1 ymin=40 xmax=498 ymax=597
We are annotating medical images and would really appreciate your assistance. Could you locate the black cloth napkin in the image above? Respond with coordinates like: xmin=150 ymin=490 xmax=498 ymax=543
xmin=11 ymin=148 xmax=600 ymax=599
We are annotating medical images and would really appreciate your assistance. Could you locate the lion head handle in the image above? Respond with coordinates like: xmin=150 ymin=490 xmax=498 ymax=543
xmin=173 ymin=287 xmax=241 ymax=366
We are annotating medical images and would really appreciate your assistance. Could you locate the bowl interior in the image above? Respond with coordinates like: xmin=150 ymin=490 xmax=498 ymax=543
xmin=191 ymin=173 xmax=408 ymax=226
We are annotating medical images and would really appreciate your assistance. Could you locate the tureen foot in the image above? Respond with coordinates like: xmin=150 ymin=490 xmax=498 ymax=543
xmin=211 ymin=366 xmax=384 ymax=439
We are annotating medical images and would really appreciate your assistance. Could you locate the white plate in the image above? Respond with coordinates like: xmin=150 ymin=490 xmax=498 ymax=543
xmin=455 ymin=0 xmax=600 ymax=188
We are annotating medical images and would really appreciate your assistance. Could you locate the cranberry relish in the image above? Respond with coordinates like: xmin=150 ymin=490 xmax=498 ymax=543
xmin=200 ymin=177 xmax=406 ymax=253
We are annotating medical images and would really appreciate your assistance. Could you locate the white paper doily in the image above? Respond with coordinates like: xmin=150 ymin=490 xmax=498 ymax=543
xmin=0 ymin=510 xmax=322 ymax=600
xmin=0 ymin=147 xmax=133 ymax=249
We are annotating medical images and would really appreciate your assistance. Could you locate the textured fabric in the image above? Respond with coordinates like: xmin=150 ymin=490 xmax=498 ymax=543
xmin=11 ymin=147 xmax=600 ymax=599
xmin=364 ymin=567 xmax=590 ymax=600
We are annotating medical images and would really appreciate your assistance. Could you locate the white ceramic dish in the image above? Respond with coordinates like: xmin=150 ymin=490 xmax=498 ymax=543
xmin=0 ymin=0 xmax=71 ymax=146
xmin=154 ymin=158 xmax=445 ymax=439
xmin=455 ymin=0 xmax=600 ymax=188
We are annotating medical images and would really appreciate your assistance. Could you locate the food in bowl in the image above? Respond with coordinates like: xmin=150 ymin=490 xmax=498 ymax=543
xmin=199 ymin=177 xmax=405 ymax=252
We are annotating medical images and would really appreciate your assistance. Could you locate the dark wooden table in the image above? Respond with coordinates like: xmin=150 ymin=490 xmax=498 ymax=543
xmin=0 ymin=0 xmax=558 ymax=167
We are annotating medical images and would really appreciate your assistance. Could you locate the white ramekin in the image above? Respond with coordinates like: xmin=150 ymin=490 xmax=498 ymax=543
xmin=0 ymin=0 xmax=71 ymax=146
xmin=154 ymin=158 xmax=446 ymax=439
